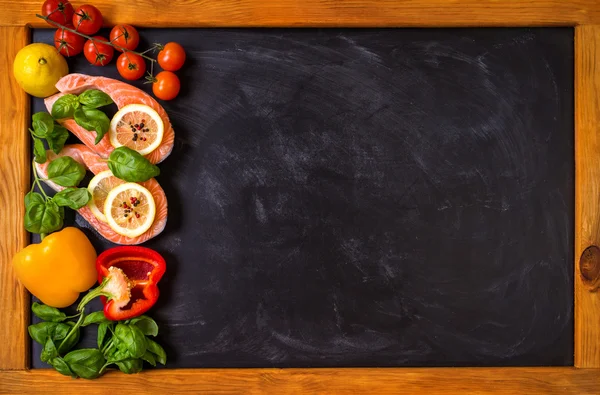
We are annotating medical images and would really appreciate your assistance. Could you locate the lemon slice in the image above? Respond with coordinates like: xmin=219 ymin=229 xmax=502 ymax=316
xmin=87 ymin=170 xmax=125 ymax=222
xmin=109 ymin=104 xmax=164 ymax=156
xmin=104 ymin=182 xmax=156 ymax=238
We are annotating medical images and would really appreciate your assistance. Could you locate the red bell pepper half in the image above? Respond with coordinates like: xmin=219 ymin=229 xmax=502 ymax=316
xmin=95 ymin=246 xmax=166 ymax=321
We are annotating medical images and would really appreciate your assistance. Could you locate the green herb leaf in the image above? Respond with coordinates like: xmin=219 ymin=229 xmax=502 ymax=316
xmin=25 ymin=192 xmax=45 ymax=208
xmin=52 ymin=188 xmax=91 ymax=210
xmin=32 ymin=112 xmax=54 ymax=138
xmin=28 ymin=322 xmax=58 ymax=345
xmin=107 ymin=147 xmax=160 ymax=182
xmin=141 ymin=350 xmax=156 ymax=367
xmin=82 ymin=311 xmax=109 ymax=327
xmin=115 ymin=358 xmax=143 ymax=374
xmin=51 ymin=94 xmax=80 ymax=119
xmin=115 ymin=323 xmax=147 ymax=359
xmin=106 ymin=347 xmax=131 ymax=363
xmin=41 ymin=338 xmax=59 ymax=363
xmin=24 ymin=199 xmax=63 ymax=235
xmin=47 ymin=156 xmax=86 ymax=187
xmin=63 ymin=349 xmax=106 ymax=379
xmin=129 ymin=316 xmax=159 ymax=337
xmin=78 ymin=90 xmax=113 ymax=109
xmin=31 ymin=302 xmax=66 ymax=322
xmin=52 ymin=357 xmax=76 ymax=377
xmin=28 ymin=321 xmax=73 ymax=348
xmin=33 ymin=138 xmax=47 ymax=164
xmin=46 ymin=125 xmax=69 ymax=154
xmin=97 ymin=322 xmax=109 ymax=349
xmin=145 ymin=338 xmax=166 ymax=365
xmin=57 ymin=323 xmax=80 ymax=355
xmin=73 ymin=106 xmax=110 ymax=144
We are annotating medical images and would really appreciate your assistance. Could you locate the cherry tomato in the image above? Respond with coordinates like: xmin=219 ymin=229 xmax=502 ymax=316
xmin=72 ymin=5 xmax=103 ymax=35
xmin=110 ymin=25 xmax=140 ymax=52
xmin=54 ymin=25 xmax=85 ymax=57
xmin=157 ymin=42 xmax=186 ymax=71
xmin=152 ymin=71 xmax=180 ymax=101
xmin=116 ymin=52 xmax=146 ymax=81
xmin=42 ymin=0 xmax=74 ymax=26
xmin=84 ymin=36 xmax=114 ymax=66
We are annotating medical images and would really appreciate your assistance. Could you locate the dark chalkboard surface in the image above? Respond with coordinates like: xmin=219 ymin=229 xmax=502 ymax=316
xmin=31 ymin=27 xmax=574 ymax=368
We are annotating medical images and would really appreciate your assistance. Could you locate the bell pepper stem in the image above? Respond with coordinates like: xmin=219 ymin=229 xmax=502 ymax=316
xmin=77 ymin=277 xmax=110 ymax=312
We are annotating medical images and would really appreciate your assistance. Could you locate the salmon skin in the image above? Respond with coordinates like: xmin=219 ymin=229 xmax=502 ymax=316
xmin=35 ymin=144 xmax=168 ymax=245
xmin=45 ymin=73 xmax=175 ymax=165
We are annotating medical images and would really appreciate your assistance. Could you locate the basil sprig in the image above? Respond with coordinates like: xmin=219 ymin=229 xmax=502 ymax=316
xmin=25 ymin=156 xmax=90 ymax=236
xmin=52 ymin=90 xmax=113 ymax=144
xmin=30 ymin=302 xmax=166 ymax=379
xmin=29 ymin=112 xmax=70 ymax=162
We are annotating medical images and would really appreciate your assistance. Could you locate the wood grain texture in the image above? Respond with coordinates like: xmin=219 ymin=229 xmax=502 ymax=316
xmin=575 ymin=25 xmax=600 ymax=369
xmin=0 ymin=0 xmax=599 ymax=27
xmin=1 ymin=368 xmax=600 ymax=394
xmin=0 ymin=26 xmax=30 ymax=370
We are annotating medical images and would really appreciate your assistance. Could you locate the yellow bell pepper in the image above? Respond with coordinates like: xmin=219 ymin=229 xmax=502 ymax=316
xmin=12 ymin=227 xmax=97 ymax=308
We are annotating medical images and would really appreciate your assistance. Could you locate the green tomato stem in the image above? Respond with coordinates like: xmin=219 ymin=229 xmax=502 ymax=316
xmin=35 ymin=14 xmax=158 ymax=64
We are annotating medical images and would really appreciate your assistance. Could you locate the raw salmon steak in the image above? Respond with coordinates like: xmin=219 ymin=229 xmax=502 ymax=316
xmin=35 ymin=144 xmax=168 ymax=245
xmin=45 ymin=73 xmax=175 ymax=165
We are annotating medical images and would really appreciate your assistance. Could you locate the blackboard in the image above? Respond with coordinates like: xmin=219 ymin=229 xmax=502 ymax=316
xmin=31 ymin=27 xmax=574 ymax=368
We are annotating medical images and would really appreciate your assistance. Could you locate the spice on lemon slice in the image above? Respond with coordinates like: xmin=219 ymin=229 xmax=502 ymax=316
xmin=109 ymin=104 xmax=164 ymax=156
xmin=104 ymin=182 xmax=156 ymax=238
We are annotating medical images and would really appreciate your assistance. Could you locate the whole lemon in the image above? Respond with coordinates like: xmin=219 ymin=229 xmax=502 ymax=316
xmin=13 ymin=43 xmax=68 ymax=98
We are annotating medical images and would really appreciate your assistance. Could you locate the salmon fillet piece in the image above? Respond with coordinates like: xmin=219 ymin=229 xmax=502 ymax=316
xmin=35 ymin=144 xmax=168 ymax=245
xmin=44 ymin=73 xmax=175 ymax=165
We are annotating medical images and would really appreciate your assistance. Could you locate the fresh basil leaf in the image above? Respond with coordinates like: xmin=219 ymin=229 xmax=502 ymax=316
xmin=31 ymin=302 xmax=66 ymax=322
xmin=129 ymin=316 xmax=158 ymax=337
xmin=78 ymin=90 xmax=113 ymax=109
xmin=141 ymin=350 xmax=156 ymax=367
xmin=97 ymin=322 xmax=109 ymax=349
xmin=107 ymin=147 xmax=160 ymax=182
xmin=108 ymin=349 xmax=131 ymax=363
xmin=82 ymin=311 xmax=109 ymax=327
xmin=51 ymin=322 xmax=72 ymax=342
xmin=33 ymin=138 xmax=47 ymax=164
xmin=47 ymin=156 xmax=86 ymax=187
xmin=41 ymin=338 xmax=59 ymax=363
xmin=25 ymin=192 xmax=45 ymax=208
xmin=115 ymin=323 xmax=146 ymax=359
xmin=52 ymin=188 xmax=91 ymax=210
xmin=51 ymin=94 xmax=79 ymax=119
xmin=52 ymin=357 xmax=76 ymax=377
xmin=116 ymin=358 xmax=143 ymax=374
xmin=56 ymin=324 xmax=80 ymax=355
xmin=145 ymin=338 xmax=166 ymax=365
xmin=28 ymin=322 xmax=58 ymax=345
xmin=63 ymin=349 xmax=106 ymax=379
xmin=73 ymin=106 xmax=110 ymax=144
xmin=32 ymin=112 xmax=54 ymax=137
xmin=24 ymin=199 xmax=63 ymax=235
xmin=46 ymin=125 xmax=69 ymax=154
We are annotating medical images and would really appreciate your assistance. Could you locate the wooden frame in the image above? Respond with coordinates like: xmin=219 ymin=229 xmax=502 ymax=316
xmin=1 ymin=1 xmax=600 ymax=393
